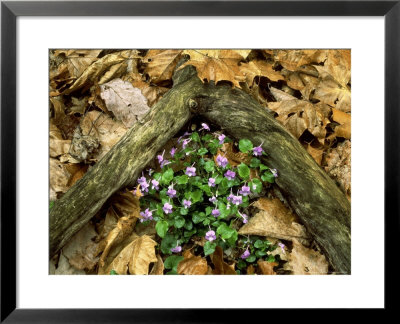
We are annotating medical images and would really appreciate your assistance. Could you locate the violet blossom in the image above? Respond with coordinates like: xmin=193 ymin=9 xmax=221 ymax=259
xmin=211 ymin=208 xmax=220 ymax=217
xmin=139 ymin=208 xmax=153 ymax=222
xmin=239 ymin=185 xmax=251 ymax=196
xmin=171 ymin=245 xmax=182 ymax=253
xmin=231 ymin=195 xmax=243 ymax=206
xmin=200 ymin=123 xmax=210 ymax=131
xmin=216 ymin=154 xmax=228 ymax=168
xmin=163 ymin=202 xmax=173 ymax=214
xmin=185 ymin=166 xmax=196 ymax=177
xmin=182 ymin=138 xmax=192 ymax=149
xmin=178 ymin=131 xmax=192 ymax=143
xmin=208 ymin=177 xmax=216 ymax=187
xmin=278 ymin=242 xmax=286 ymax=254
xmin=218 ymin=134 xmax=226 ymax=145
xmin=140 ymin=180 xmax=150 ymax=193
xmin=157 ymin=150 xmax=165 ymax=165
xmin=205 ymin=230 xmax=216 ymax=242
xmin=271 ymin=168 xmax=278 ymax=178
xmin=241 ymin=249 xmax=251 ymax=259
xmin=209 ymin=196 xmax=217 ymax=204
xmin=224 ymin=170 xmax=236 ymax=180
xmin=170 ymin=147 xmax=177 ymax=157
xmin=253 ymin=143 xmax=264 ymax=156
xmin=238 ymin=211 xmax=248 ymax=224
xmin=167 ymin=186 xmax=177 ymax=198
xmin=183 ymin=199 xmax=192 ymax=209
xmin=227 ymin=189 xmax=234 ymax=202
xmin=151 ymin=179 xmax=159 ymax=190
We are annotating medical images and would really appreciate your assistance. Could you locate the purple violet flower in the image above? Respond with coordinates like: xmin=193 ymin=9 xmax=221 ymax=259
xmin=148 ymin=169 xmax=154 ymax=176
xmin=163 ymin=202 xmax=173 ymax=214
xmin=182 ymin=138 xmax=192 ymax=149
xmin=167 ymin=186 xmax=177 ymax=198
xmin=141 ymin=181 xmax=150 ymax=193
xmin=208 ymin=177 xmax=216 ymax=187
xmin=239 ymin=211 xmax=248 ymax=224
xmin=171 ymin=246 xmax=182 ymax=253
xmin=209 ymin=196 xmax=217 ymax=204
xmin=200 ymin=123 xmax=210 ymax=131
xmin=178 ymin=132 xmax=192 ymax=143
xmin=151 ymin=179 xmax=159 ymax=190
xmin=231 ymin=195 xmax=243 ymax=206
xmin=253 ymin=144 xmax=264 ymax=156
xmin=239 ymin=185 xmax=251 ymax=196
xmin=211 ymin=208 xmax=220 ymax=217
xmin=157 ymin=150 xmax=165 ymax=165
xmin=160 ymin=160 xmax=171 ymax=168
xmin=205 ymin=230 xmax=216 ymax=242
xmin=185 ymin=166 xmax=196 ymax=177
xmin=224 ymin=170 xmax=236 ymax=180
xmin=139 ymin=208 xmax=153 ymax=222
xmin=170 ymin=147 xmax=177 ymax=157
xmin=271 ymin=168 xmax=278 ymax=178
xmin=278 ymin=242 xmax=285 ymax=254
xmin=216 ymin=154 xmax=228 ymax=168
xmin=241 ymin=249 xmax=251 ymax=259
xmin=183 ymin=199 xmax=192 ymax=209
xmin=137 ymin=174 xmax=147 ymax=185
xmin=227 ymin=189 xmax=234 ymax=202
xmin=218 ymin=134 xmax=226 ymax=145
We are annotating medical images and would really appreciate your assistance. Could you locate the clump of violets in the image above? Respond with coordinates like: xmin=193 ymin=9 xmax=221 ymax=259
xmin=224 ymin=170 xmax=236 ymax=180
xmin=163 ymin=202 xmax=173 ymax=214
xmin=216 ymin=154 xmax=228 ymax=168
xmin=205 ymin=230 xmax=216 ymax=242
xmin=183 ymin=199 xmax=192 ymax=209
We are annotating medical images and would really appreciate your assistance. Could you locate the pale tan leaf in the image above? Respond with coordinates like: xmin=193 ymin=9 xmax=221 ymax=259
xmin=331 ymin=108 xmax=351 ymax=139
xmin=285 ymin=240 xmax=329 ymax=275
xmin=150 ymin=254 xmax=164 ymax=275
xmin=306 ymin=144 xmax=324 ymax=165
xmin=128 ymin=235 xmax=158 ymax=275
xmin=269 ymin=86 xmax=297 ymax=102
xmin=239 ymin=60 xmax=284 ymax=85
xmin=272 ymin=49 xmax=328 ymax=71
xmin=177 ymin=250 xmax=208 ymax=275
xmin=100 ymin=78 xmax=150 ymax=127
xmin=238 ymin=198 xmax=310 ymax=244
xmin=131 ymin=79 xmax=169 ymax=107
xmin=313 ymin=78 xmax=351 ymax=112
xmin=49 ymin=158 xmax=71 ymax=200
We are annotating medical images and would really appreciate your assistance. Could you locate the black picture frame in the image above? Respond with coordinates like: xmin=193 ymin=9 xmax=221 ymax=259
xmin=1 ymin=0 xmax=398 ymax=321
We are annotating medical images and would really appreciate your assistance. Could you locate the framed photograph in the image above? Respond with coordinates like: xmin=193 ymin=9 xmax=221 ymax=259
xmin=1 ymin=0 xmax=397 ymax=321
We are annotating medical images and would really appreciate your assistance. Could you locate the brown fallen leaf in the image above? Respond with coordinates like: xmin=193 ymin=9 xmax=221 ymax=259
xmin=181 ymin=50 xmax=249 ymax=87
xmin=269 ymin=86 xmax=297 ymax=102
xmin=306 ymin=143 xmax=324 ymax=165
xmin=143 ymin=50 xmax=183 ymax=84
xmin=102 ymin=235 xmax=157 ymax=275
xmin=271 ymin=49 xmax=327 ymax=71
xmin=150 ymin=254 xmax=164 ymax=275
xmin=284 ymin=239 xmax=329 ymax=275
xmin=49 ymin=122 xmax=71 ymax=158
xmin=53 ymin=49 xmax=102 ymax=79
xmin=325 ymin=140 xmax=351 ymax=198
xmin=65 ymin=163 xmax=89 ymax=187
xmin=246 ymin=264 xmax=256 ymax=275
xmin=211 ymin=246 xmax=236 ymax=275
xmin=177 ymin=250 xmax=208 ymax=275
xmin=331 ymin=108 xmax=351 ymax=139
xmin=238 ymin=198 xmax=310 ymax=244
xmin=100 ymin=78 xmax=150 ymax=128
xmin=62 ymin=222 xmax=99 ymax=272
xmin=239 ymin=60 xmax=284 ymax=85
xmin=131 ymin=79 xmax=170 ymax=107
xmin=268 ymin=99 xmax=329 ymax=142
xmin=54 ymin=252 xmax=86 ymax=275
xmin=257 ymin=260 xmax=278 ymax=275
xmin=49 ymin=158 xmax=71 ymax=200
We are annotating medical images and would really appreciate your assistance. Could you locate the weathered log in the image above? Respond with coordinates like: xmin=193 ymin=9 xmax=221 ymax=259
xmin=50 ymin=66 xmax=350 ymax=274
xmin=49 ymin=67 xmax=202 ymax=257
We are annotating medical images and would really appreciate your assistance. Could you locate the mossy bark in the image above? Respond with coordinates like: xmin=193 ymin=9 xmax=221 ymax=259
xmin=50 ymin=66 xmax=351 ymax=274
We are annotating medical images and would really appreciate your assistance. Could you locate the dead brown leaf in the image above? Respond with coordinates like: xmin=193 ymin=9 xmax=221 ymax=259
xmin=331 ymin=108 xmax=351 ymax=139
xmin=284 ymin=239 xmax=329 ymax=275
xmin=150 ymin=254 xmax=164 ymax=275
xmin=181 ymin=50 xmax=249 ymax=87
xmin=177 ymin=250 xmax=208 ymax=275
xmin=131 ymin=79 xmax=169 ymax=107
xmin=272 ymin=49 xmax=328 ymax=71
xmin=306 ymin=143 xmax=324 ymax=165
xmin=143 ymin=50 xmax=183 ymax=83
xmin=49 ymin=158 xmax=71 ymax=200
xmin=211 ymin=246 xmax=237 ymax=275
xmin=239 ymin=60 xmax=284 ymax=85
xmin=54 ymin=50 xmax=102 ymax=79
xmin=257 ymin=260 xmax=278 ymax=275
xmin=238 ymin=198 xmax=310 ymax=244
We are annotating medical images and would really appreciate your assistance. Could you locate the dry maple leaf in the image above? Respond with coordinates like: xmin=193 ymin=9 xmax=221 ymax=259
xmin=239 ymin=60 xmax=284 ymax=85
xmin=331 ymin=108 xmax=351 ymax=139
xmin=177 ymin=250 xmax=208 ymax=275
xmin=268 ymin=99 xmax=329 ymax=142
xmin=238 ymin=198 xmax=310 ymax=244
xmin=49 ymin=158 xmax=71 ymax=200
xmin=100 ymin=78 xmax=150 ymax=128
xmin=150 ymin=254 xmax=164 ymax=275
xmin=143 ymin=49 xmax=183 ymax=83
xmin=180 ymin=50 xmax=249 ymax=87
xmin=271 ymin=49 xmax=328 ymax=71
xmin=211 ymin=246 xmax=236 ymax=275
xmin=102 ymin=235 xmax=157 ymax=275
xmin=325 ymin=140 xmax=351 ymax=198
xmin=257 ymin=260 xmax=278 ymax=275
xmin=284 ymin=239 xmax=329 ymax=275
xmin=131 ymin=79 xmax=169 ymax=107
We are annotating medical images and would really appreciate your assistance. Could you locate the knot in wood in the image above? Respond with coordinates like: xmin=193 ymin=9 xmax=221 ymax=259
xmin=188 ymin=98 xmax=198 ymax=112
